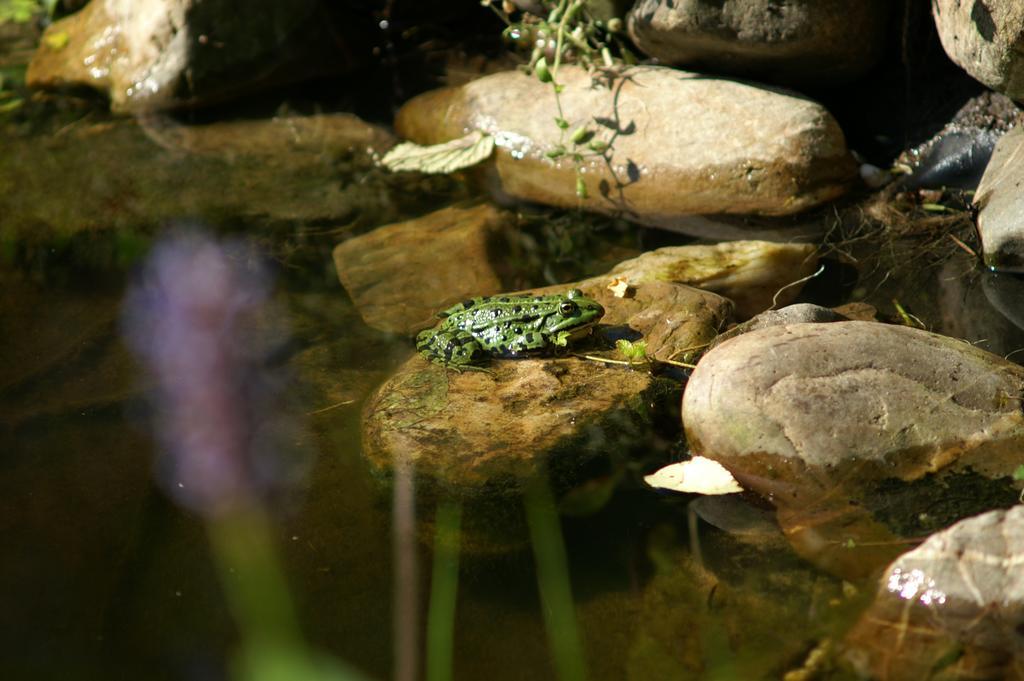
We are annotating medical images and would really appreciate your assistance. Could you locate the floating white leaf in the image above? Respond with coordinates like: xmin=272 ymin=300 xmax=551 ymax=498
xmin=381 ymin=130 xmax=495 ymax=174
xmin=644 ymin=457 xmax=743 ymax=495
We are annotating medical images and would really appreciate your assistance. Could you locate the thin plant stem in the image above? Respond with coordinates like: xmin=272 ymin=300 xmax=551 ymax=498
xmin=426 ymin=501 xmax=463 ymax=681
xmin=524 ymin=475 xmax=587 ymax=681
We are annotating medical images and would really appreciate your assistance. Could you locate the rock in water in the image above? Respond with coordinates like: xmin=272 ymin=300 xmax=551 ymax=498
xmin=844 ymin=506 xmax=1024 ymax=681
xmin=933 ymin=0 xmax=1024 ymax=102
xmin=627 ymin=0 xmax=889 ymax=85
xmin=362 ymin=280 xmax=731 ymax=497
xmin=975 ymin=126 xmax=1024 ymax=271
xmin=682 ymin=321 xmax=1024 ymax=577
xmin=395 ymin=66 xmax=856 ymax=227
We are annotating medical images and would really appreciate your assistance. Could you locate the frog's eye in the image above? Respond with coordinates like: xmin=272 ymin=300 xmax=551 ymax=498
xmin=559 ymin=301 xmax=578 ymax=316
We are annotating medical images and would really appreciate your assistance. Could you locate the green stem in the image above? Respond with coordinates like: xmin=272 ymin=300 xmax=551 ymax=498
xmin=426 ymin=501 xmax=463 ymax=681
xmin=524 ymin=475 xmax=587 ymax=681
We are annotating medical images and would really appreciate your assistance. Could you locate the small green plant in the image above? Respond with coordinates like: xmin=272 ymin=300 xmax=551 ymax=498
xmin=615 ymin=338 xmax=648 ymax=362
xmin=485 ymin=0 xmax=633 ymax=199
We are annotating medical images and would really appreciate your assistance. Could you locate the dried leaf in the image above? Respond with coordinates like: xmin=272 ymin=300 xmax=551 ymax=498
xmin=381 ymin=131 xmax=494 ymax=174
xmin=644 ymin=457 xmax=743 ymax=495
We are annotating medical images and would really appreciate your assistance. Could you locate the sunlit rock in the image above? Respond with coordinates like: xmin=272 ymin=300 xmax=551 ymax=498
xmin=333 ymin=203 xmax=515 ymax=334
xmin=27 ymin=0 xmax=367 ymax=112
xmin=975 ymin=126 xmax=1024 ymax=271
xmin=933 ymin=0 xmax=1024 ymax=103
xmin=683 ymin=321 xmax=1024 ymax=577
xmin=605 ymin=241 xmax=818 ymax=320
xmin=362 ymin=280 xmax=730 ymax=498
xmin=627 ymin=0 xmax=889 ymax=85
xmin=395 ymin=65 xmax=856 ymax=228
xmin=844 ymin=506 xmax=1024 ymax=681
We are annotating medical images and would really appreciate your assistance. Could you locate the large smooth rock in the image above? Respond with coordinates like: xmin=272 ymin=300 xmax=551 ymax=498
xmin=362 ymin=279 xmax=731 ymax=497
xmin=627 ymin=0 xmax=889 ymax=85
xmin=683 ymin=321 xmax=1024 ymax=576
xmin=27 ymin=0 xmax=367 ymax=112
xmin=933 ymin=0 xmax=1024 ymax=102
xmin=332 ymin=203 xmax=515 ymax=334
xmin=975 ymin=125 xmax=1024 ymax=271
xmin=395 ymin=66 xmax=856 ymax=227
xmin=844 ymin=506 xmax=1024 ymax=680
xmin=606 ymin=241 xmax=818 ymax=320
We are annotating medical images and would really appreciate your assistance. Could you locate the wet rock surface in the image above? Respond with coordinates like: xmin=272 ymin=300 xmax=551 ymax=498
xmin=844 ymin=506 xmax=1024 ymax=681
xmin=683 ymin=321 xmax=1024 ymax=576
xmin=395 ymin=65 xmax=856 ymax=227
xmin=605 ymin=241 xmax=818 ymax=320
xmin=27 ymin=0 xmax=368 ymax=112
xmin=975 ymin=125 xmax=1024 ymax=271
xmin=332 ymin=203 xmax=516 ymax=334
xmin=362 ymin=279 xmax=730 ymax=497
xmin=627 ymin=0 xmax=889 ymax=85
xmin=933 ymin=0 xmax=1024 ymax=103
xmin=899 ymin=91 xmax=1021 ymax=191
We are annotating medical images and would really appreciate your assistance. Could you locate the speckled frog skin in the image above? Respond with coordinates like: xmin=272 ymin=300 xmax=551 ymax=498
xmin=416 ymin=289 xmax=605 ymax=370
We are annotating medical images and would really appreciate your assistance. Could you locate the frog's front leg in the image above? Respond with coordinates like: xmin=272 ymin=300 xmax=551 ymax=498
xmin=416 ymin=328 xmax=487 ymax=371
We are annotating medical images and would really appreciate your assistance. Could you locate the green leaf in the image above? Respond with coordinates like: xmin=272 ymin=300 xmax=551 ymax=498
xmin=570 ymin=126 xmax=589 ymax=144
xmin=380 ymin=131 xmax=495 ymax=174
xmin=615 ymin=339 xmax=647 ymax=361
xmin=545 ymin=146 xmax=566 ymax=159
xmin=1013 ymin=465 xmax=1024 ymax=481
xmin=554 ymin=117 xmax=569 ymax=130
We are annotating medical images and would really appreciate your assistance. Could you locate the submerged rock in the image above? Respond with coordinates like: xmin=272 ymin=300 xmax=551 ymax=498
xmin=682 ymin=321 xmax=1024 ymax=576
xmin=332 ymin=203 xmax=515 ymax=334
xmin=1 ymin=114 xmax=416 ymax=250
xmin=606 ymin=241 xmax=818 ymax=320
xmin=27 ymin=0 xmax=367 ymax=112
xmin=395 ymin=65 xmax=856 ymax=228
xmin=362 ymin=279 xmax=730 ymax=498
xmin=844 ymin=506 xmax=1024 ymax=681
xmin=933 ymin=0 xmax=1024 ymax=103
xmin=627 ymin=0 xmax=889 ymax=85
xmin=975 ymin=126 xmax=1024 ymax=271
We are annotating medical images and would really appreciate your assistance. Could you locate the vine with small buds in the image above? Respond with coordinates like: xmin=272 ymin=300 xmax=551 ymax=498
xmin=483 ymin=0 xmax=634 ymax=199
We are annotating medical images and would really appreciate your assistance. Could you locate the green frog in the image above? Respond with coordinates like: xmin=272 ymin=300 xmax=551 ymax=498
xmin=416 ymin=289 xmax=605 ymax=370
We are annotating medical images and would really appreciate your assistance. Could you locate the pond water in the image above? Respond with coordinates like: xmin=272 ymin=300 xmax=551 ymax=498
xmin=0 ymin=96 xmax=861 ymax=681
xmin=5 ymin=6 xmax=1024 ymax=681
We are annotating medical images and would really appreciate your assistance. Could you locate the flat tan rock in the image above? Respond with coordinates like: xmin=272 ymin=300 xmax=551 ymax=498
xmin=606 ymin=241 xmax=818 ymax=319
xmin=333 ymin=203 xmax=514 ymax=334
xmin=395 ymin=65 xmax=855 ymax=227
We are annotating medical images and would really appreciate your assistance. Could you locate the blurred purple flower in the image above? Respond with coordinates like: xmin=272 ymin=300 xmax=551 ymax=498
xmin=123 ymin=230 xmax=298 ymax=517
